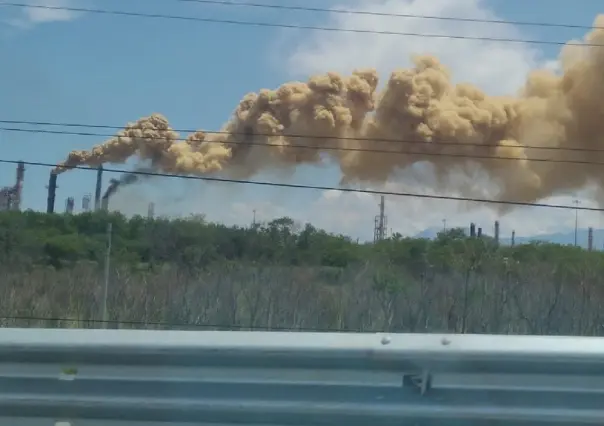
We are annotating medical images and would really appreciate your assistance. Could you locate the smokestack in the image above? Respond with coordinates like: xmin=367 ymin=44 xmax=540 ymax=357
xmin=0 ymin=188 xmax=11 ymax=211
xmin=82 ymin=194 xmax=91 ymax=212
xmin=511 ymin=230 xmax=516 ymax=247
xmin=148 ymin=202 xmax=155 ymax=219
xmin=588 ymin=227 xmax=594 ymax=251
xmin=477 ymin=227 xmax=483 ymax=238
xmin=470 ymin=223 xmax=476 ymax=237
xmin=494 ymin=221 xmax=500 ymax=245
xmin=65 ymin=197 xmax=75 ymax=214
xmin=94 ymin=165 xmax=103 ymax=211
xmin=47 ymin=171 xmax=57 ymax=214
xmin=13 ymin=161 xmax=24 ymax=211
xmin=99 ymin=177 xmax=123 ymax=212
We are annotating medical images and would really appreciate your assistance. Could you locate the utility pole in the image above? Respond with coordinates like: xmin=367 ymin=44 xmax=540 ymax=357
xmin=574 ymin=200 xmax=580 ymax=246
xmin=102 ymin=222 xmax=112 ymax=328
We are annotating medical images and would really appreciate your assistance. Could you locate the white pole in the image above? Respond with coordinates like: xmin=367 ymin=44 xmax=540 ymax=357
xmin=102 ymin=222 xmax=112 ymax=328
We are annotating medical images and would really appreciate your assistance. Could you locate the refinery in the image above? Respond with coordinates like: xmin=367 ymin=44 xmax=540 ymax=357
xmin=3 ymin=160 xmax=599 ymax=250
xmin=1 ymin=162 xmax=156 ymax=218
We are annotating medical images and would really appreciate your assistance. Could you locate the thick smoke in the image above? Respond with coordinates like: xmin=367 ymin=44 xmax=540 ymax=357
xmin=56 ymin=16 xmax=604 ymax=209
xmin=102 ymin=170 xmax=147 ymax=201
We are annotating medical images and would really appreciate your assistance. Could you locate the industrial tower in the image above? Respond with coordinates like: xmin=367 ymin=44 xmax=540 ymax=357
xmin=373 ymin=196 xmax=387 ymax=242
xmin=0 ymin=161 xmax=25 ymax=211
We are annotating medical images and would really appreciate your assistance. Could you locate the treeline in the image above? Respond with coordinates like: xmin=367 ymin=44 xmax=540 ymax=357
xmin=0 ymin=210 xmax=362 ymax=268
xmin=1 ymin=210 xmax=604 ymax=335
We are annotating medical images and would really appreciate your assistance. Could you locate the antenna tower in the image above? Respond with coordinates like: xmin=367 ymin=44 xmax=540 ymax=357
xmin=373 ymin=196 xmax=387 ymax=242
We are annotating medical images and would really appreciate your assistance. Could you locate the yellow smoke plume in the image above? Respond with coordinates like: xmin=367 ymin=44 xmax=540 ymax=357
xmin=56 ymin=15 xmax=604 ymax=207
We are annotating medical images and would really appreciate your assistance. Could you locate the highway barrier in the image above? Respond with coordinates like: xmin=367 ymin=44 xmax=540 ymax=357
xmin=0 ymin=328 xmax=603 ymax=425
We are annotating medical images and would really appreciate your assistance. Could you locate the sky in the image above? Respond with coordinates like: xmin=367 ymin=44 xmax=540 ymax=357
xmin=0 ymin=0 xmax=603 ymax=242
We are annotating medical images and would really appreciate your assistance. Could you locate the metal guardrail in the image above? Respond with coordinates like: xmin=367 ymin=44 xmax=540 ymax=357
xmin=0 ymin=328 xmax=603 ymax=425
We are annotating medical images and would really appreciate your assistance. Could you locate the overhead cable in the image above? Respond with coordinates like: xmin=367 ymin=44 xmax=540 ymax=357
xmin=0 ymin=2 xmax=599 ymax=47
xmin=4 ymin=119 xmax=604 ymax=154
xmin=169 ymin=0 xmax=600 ymax=31
xmin=2 ymin=125 xmax=604 ymax=167
xmin=1 ymin=158 xmax=602 ymax=212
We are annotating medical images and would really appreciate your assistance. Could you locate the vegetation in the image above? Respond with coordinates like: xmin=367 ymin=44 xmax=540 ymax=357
xmin=1 ymin=210 xmax=603 ymax=335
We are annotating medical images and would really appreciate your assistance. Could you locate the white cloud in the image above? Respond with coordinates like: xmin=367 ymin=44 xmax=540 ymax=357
xmin=6 ymin=0 xmax=82 ymax=28
xmin=24 ymin=0 xmax=76 ymax=23
xmin=286 ymin=0 xmax=543 ymax=95
xmin=543 ymin=59 xmax=562 ymax=75
xmin=225 ymin=186 xmax=604 ymax=243
xmin=109 ymin=177 xmax=603 ymax=242
xmin=311 ymin=187 xmax=604 ymax=240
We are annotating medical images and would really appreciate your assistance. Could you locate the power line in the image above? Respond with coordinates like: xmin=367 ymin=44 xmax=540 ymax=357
xmin=2 ymin=125 xmax=604 ymax=167
xmin=169 ymin=0 xmax=599 ymax=31
xmin=3 ymin=119 xmax=604 ymax=154
xmin=0 ymin=2 xmax=599 ymax=47
xmin=1 ymin=158 xmax=602 ymax=212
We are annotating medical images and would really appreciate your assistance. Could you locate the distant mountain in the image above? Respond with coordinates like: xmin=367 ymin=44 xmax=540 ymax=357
xmin=413 ymin=227 xmax=604 ymax=249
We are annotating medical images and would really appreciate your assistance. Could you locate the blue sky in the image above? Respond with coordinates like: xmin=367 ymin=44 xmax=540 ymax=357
xmin=0 ymin=0 xmax=603 ymax=240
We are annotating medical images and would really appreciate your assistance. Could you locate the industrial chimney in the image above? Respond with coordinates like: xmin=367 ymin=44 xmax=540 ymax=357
xmin=588 ymin=227 xmax=594 ymax=251
xmin=148 ymin=202 xmax=155 ymax=219
xmin=65 ymin=197 xmax=75 ymax=214
xmin=470 ymin=223 xmax=476 ymax=237
xmin=511 ymin=230 xmax=516 ymax=247
xmin=13 ymin=161 xmax=24 ymax=211
xmin=94 ymin=165 xmax=103 ymax=210
xmin=494 ymin=220 xmax=500 ymax=245
xmin=47 ymin=171 xmax=57 ymax=214
xmin=82 ymin=194 xmax=91 ymax=212
xmin=101 ymin=193 xmax=109 ymax=211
